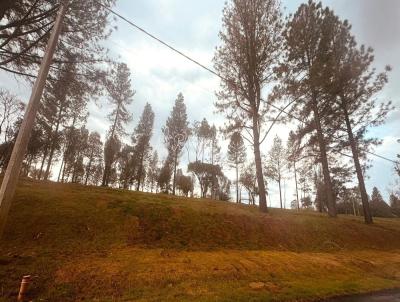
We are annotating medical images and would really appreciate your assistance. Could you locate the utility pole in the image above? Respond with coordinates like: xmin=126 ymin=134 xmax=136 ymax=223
xmin=0 ymin=1 xmax=69 ymax=239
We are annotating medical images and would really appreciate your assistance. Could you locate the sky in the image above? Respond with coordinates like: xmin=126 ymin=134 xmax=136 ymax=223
xmin=1 ymin=0 xmax=399 ymax=206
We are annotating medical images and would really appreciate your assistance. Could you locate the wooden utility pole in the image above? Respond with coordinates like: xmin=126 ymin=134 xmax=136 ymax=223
xmin=0 ymin=1 xmax=69 ymax=239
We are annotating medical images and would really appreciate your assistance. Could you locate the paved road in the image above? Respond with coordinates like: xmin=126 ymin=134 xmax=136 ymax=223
xmin=325 ymin=289 xmax=400 ymax=302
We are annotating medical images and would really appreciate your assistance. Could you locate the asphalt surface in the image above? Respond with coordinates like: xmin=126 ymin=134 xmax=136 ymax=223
xmin=325 ymin=289 xmax=400 ymax=302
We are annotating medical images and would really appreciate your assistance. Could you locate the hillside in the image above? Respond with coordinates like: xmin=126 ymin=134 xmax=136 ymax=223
xmin=1 ymin=180 xmax=400 ymax=301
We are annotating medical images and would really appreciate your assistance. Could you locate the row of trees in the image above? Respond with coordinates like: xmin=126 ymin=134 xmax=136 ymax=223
xmin=1 ymin=0 xmax=398 ymax=221
xmin=1 ymin=83 xmax=398 ymax=214
xmin=0 ymin=80 xmax=231 ymax=200
xmin=213 ymin=0 xmax=395 ymax=223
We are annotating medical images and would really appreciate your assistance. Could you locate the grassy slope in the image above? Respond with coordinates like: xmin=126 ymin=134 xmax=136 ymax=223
xmin=1 ymin=179 xmax=400 ymax=301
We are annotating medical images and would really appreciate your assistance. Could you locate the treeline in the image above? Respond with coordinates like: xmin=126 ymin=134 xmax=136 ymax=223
xmin=1 ymin=0 xmax=399 ymax=223
xmin=212 ymin=0 xmax=397 ymax=224
xmin=0 ymin=85 xmax=232 ymax=199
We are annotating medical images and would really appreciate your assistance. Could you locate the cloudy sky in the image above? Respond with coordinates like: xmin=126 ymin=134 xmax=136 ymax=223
xmin=1 ymin=0 xmax=399 ymax=205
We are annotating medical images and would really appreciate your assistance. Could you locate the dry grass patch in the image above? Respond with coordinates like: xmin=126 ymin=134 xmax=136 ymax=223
xmin=1 ymin=179 xmax=400 ymax=301
xmin=51 ymin=248 xmax=400 ymax=301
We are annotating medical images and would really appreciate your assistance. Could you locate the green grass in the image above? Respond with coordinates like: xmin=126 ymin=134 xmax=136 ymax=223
xmin=1 ymin=179 xmax=400 ymax=301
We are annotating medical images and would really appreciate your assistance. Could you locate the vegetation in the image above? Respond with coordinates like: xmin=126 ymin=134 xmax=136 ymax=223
xmin=1 ymin=180 xmax=400 ymax=301
xmin=370 ymin=187 xmax=394 ymax=218
xmin=282 ymin=2 xmax=339 ymax=217
xmin=1 ymin=1 xmax=399 ymax=300
xmin=162 ymin=93 xmax=190 ymax=195
xmin=213 ymin=0 xmax=284 ymax=212
xmin=0 ymin=0 xmax=396 ymax=220
xmin=265 ymin=136 xmax=287 ymax=209
xmin=0 ymin=0 xmax=115 ymax=79
xmin=227 ymin=132 xmax=246 ymax=203
xmin=102 ymin=63 xmax=134 ymax=186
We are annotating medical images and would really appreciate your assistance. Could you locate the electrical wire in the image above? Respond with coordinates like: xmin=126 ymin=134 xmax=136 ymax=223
xmin=100 ymin=3 xmax=399 ymax=165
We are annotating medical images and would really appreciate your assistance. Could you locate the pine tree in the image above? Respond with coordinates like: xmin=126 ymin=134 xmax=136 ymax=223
xmin=214 ymin=0 xmax=283 ymax=212
xmin=84 ymin=132 xmax=103 ymax=185
xmin=162 ymin=93 xmax=190 ymax=195
xmin=40 ymin=63 xmax=76 ymax=180
xmin=57 ymin=94 xmax=90 ymax=183
xmin=1 ymin=0 xmax=116 ymax=80
xmin=297 ymin=157 xmax=314 ymax=204
xmin=390 ymin=193 xmax=400 ymax=217
xmin=227 ymin=132 xmax=246 ymax=203
xmin=102 ymin=63 xmax=134 ymax=186
xmin=240 ymin=163 xmax=259 ymax=206
xmin=103 ymin=136 xmax=122 ymax=187
xmin=283 ymin=1 xmax=338 ymax=217
xmin=39 ymin=52 xmax=93 ymax=181
xmin=68 ymin=127 xmax=89 ymax=183
xmin=0 ymin=90 xmax=25 ymax=172
xmin=323 ymin=14 xmax=393 ymax=224
xmin=370 ymin=187 xmax=392 ymax=218
xmin=23 ymin=122 xmax=45 ymax=177
xmin=158 ymin=156 xmax=173 ymax=194
xmin=209 ymin=126 xmax=220 ymax=164
xmin=147 ymin=151 xmax=159 ymax=193
xmin=209 ymin=125 xmax=221 ymax=199
xmin=132 ymin=103 xmax=155 ymax=190
xmin=265 ymin=135 xmax=286 ymax=209
xmin=286 ymin=131 xmax=300 ymax=210
xmin=193 ymin=118 xmax=212 ymax=162
xmin=0 ymin=89 xmax=24 ymax=142
xmin=117 ymin=144 xmax=135 ymax=189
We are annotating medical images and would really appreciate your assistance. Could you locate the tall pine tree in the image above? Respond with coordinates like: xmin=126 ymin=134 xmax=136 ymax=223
xmin=214 ymin=0 xmax=283 ymax=212
xmin=102 ymin=63 xmax=134 ymax=186
xmin=283 ymin=1 xmax=338 ymax=217
xmin=132 ymin=103 xmax=155 ymax=190
xmin=162 ymin=93 xmax=190 ymax=195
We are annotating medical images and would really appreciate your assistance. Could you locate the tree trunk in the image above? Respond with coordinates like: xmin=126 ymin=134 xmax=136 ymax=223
xmin=201 ymin=180 xmax=207 ymax=198
xmin=252 ymin=117 xmax=268 ymax=212
xmin=311 ymin=100 xmax=336 ymax=217
xmin=342 ymin=103 xmax=373 ymax=224
xmin=57 ymin=157 xmax=64 ymax=182
xmin=278 ymin=176 xmax=282 ymax=209
xmin=61 ymin=158 xmax=68 ymax=183
xmin=44 ymin=106 xmax=63 ymax=180
xmin=102 ymin=165 xmax=109 ymax=187
xmin=38 ymin=148 xmax=48 ymax=180
xmin=71 ymin=156 xmax=79 ymax=183
xmin=352 ymin=198 xmax=357 ymax=216
xmin=84 ymin=150 xmax=94 ymax=186
xmin=22 ymin=156 xmax=31 ymax=177
xmin=172 ymin=151 xmax=177 ymax=195
xmin=84 ymin=159 xmax=92 ymax=185
xmin=293 ymin=161 xmax=300 ymax=210
xmin=136 ymin=155 xmax=144 ymax=191
xmin=102 ymin=103 xmax=121 ymax=187
xmin=236 ymin=164 xmax=239 ymax=203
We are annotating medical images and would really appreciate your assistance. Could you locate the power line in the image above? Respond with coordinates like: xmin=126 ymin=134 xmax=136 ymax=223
xmin=99 ymin=4 xmax=221 ymax=79
xmin=102 ymin=4 xmax=399 ymax=165
xmin=100 ymin=4 xmax=298 ymax=119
